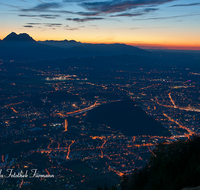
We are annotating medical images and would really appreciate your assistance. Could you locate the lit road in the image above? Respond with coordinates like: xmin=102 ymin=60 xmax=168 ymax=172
xmin=56 ymin=102 xmax=99 ymax=117
xmin=66 ymin=140 xmax=75 ymax=160
xmin=168 ymin=93 xmax=200 ymax=113
xmin=3 ymin=101 xmax=24 ymax=108
xmin=152 ymin=94 xmax=200 ymax=113
xmin=163 ymin=113 xmax=195 ymax=138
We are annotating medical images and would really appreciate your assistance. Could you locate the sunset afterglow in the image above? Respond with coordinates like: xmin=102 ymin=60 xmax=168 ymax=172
xmin=0 ymin=0 xmax=200 ymax=50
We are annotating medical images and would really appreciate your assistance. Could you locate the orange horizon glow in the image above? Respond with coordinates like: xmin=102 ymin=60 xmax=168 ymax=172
xmin=127 ymin=42 xmax=200 ymax=51
xmin=1 ymin=36 xmax=200 ymax=51
xmin=35 ymin=38 xmax=200 ymax=51
xmin=76 ymin=41 xmax=200 ymax=51
xmin=88 ymin=42 xmax=200 ymax=50
xmin=80 ymin=40 xmax=200 ymax=50
xmin=35 ymin=37 xmax=200 ymax=51
xmin=130 ymin=44 xmax=200 ymax=51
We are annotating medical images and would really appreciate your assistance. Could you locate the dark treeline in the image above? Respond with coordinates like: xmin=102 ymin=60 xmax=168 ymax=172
xmin=98 ymin=136 xmax=200 ymax=190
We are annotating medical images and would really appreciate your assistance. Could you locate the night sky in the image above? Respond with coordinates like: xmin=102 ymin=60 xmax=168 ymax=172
xmin=0 ymin=0 xmax=200 ymax=50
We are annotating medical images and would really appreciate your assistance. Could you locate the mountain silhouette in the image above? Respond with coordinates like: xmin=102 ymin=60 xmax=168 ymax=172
xmin=3 ymin=32 xmax=35 ymax=42
xmin=0 ymin=32 xmax=67 ymax=60
xmin=38 ymin=39 xmax=81 ymax=49
xmin=0 ymin=32 xmax=150 ymax=60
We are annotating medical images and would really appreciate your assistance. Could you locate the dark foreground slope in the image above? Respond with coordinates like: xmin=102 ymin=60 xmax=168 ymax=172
xmin=116 ymin=136 xmax=200 ymax=190
xmin=86 ymin=100 xmax=171 ymax=136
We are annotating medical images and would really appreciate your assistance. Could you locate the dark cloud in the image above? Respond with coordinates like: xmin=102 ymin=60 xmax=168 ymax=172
xmin=20 ymin=2 xmax=97 ymax=17
xmin=81 ymin=0 xmax=175 ymax=14
xmin=111 ymin=8 xmax=158 ymax=17
xmin=27 ymin=23 xmax=41 ymax=25
xmin=111 ymin=13 xmax=143 ymax=17
xmin=65 ymin=28 xmax=79 ymax=30
xmin=19 ymin=14 xmax=60 ymax=19
xmin=18 ymin=0 xmax=175 ymax=20
xmin=171 ymin=3 xmax=200 ymax=7
xmin=23 ymin=23 xmax=62 ymax=28
xmin=23 ymin=25 xmax=33 ymax=27
xmin=20 ymin=2 xmax=75 ymax=17
xmin=64 ymin=25 xmax=84 ymax=30
xmin=44 ymin=23 xmax=62 ymax=27
xmin=66 ymin=17 xmax=104 ymax=22
xmin=39 ymin=14 xmax=60 ymax=19
xmin=134 ymin=13 xmax=200 ymax=20
xmin=21 ymin=3 xmax=62 ymax=12
xmin=145 ymin=8 xmax=159 ymax=12
xmin=19 ymin=14 xmax=38 ymax=17
xmin=77 ymin=11 xmax=100 ymax=16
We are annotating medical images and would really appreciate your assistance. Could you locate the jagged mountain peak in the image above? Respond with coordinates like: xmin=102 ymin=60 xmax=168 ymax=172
xmin=3 ymin=32 xmax=35 ymax=42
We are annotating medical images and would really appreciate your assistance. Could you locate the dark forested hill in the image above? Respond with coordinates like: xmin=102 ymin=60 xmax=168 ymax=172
xmin=98 ymin=136 xmax=200 ymax=190
xmin=85 ymin=99 xmax=171 ymax=136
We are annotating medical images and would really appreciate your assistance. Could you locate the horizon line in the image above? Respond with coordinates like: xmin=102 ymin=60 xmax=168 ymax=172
xmin=1 ymin=32 xmax=200 ymax=51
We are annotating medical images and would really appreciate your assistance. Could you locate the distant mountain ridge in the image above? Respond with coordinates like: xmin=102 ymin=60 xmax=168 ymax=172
xmin=38 ymin=40 xmax=149 ymax=57
xmin=38 ymin=39 xmax=81 ymax=49
xmin=0 ymin=32 xmax=151 ymax=60
xmin=40 ymin=39 xmax=78 ymax=43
